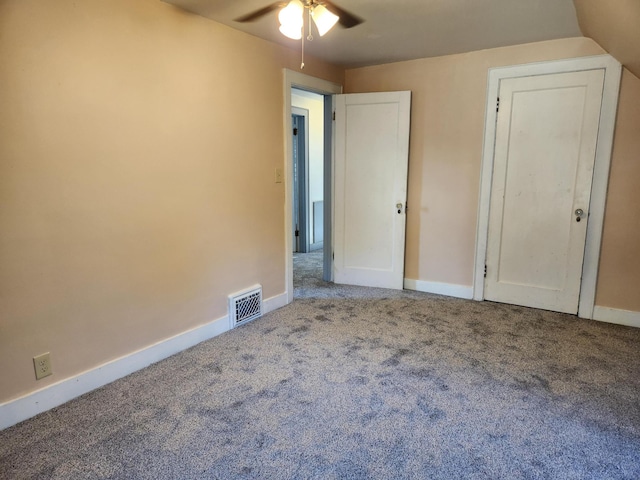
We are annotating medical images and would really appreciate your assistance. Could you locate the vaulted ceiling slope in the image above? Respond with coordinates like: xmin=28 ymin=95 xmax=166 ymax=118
xmin=573 ymin=0 xmax=640 ymax=78
xmin=162 ymin=0 xmax=639 ymax=77
xmin=162 ymin=0 xmax=581 ymax=67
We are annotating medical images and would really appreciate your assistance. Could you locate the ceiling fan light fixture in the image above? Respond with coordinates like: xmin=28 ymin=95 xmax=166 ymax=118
xmin=311 ymin=5 xmax=339 ymax=36
xmin=279 ymin=23 xmax=303 ymax=39
xmin=278 ymin=0 xmax=304 ymax=39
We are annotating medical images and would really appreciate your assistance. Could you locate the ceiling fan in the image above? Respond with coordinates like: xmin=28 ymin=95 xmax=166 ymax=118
xmin=235 ymin=1 xmax=364 ymax=39
xmin=235 ymin=1 xmax=363 ymax=68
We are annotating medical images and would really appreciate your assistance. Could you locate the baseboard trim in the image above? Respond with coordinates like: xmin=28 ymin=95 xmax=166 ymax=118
xmin=592 ymin=306 xmax=640 ymax=329
xmin=0 ymin=292 xmax=290 ymax=431
xmin=0 ymin=293 xmax=287 ymax=430
xmin=0 ymin=314 xmax=231 ymax=431
xmin=404 ymin=279 xmax=473 ymax=300
xmin=263 ymin=291 xmax=289 ymax=314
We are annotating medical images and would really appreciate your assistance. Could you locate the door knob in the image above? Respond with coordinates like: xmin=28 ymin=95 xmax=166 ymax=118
xmin=396 ymin=203 xmax=403 ymax=214
xmin=575 ymin=208 xmax=584 ymax=222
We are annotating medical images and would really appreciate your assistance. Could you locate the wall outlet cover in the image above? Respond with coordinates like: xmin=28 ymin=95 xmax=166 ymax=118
xmin=33 ymin=352 xmax=52 ymax=380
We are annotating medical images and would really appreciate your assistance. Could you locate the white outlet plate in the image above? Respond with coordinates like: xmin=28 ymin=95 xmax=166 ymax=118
xmin=33 ymin=352 xmax=52 ymax=380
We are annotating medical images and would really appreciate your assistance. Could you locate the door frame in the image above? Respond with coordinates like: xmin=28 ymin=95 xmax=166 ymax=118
xmin=291 ymin=107 xmax=310 ymax=253
xmin=473 ymin=55 xmax=622 ymax=319
xmin=283 ymin=70 xmax=342 ymax=304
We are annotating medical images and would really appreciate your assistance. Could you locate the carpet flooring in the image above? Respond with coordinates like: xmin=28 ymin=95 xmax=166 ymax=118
xmin=1 ymin=251 xmax=639 ymax=479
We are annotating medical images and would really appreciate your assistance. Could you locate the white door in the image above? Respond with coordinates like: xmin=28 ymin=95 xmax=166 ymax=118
xmin=333 ymin=91 xmax=411 ymax=289
xmin=484 ymin=70 xmax=605 ymax=313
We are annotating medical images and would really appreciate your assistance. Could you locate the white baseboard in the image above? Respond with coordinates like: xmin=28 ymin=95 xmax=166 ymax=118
xmin=0 ymin=292 xmax=290 ymax=431
xmin=404 ymin=279 xmax=473 ymax=300
xmin=592 ymin=306 xmax=640 ymax=329
xmin=263 ymin=291 xmax=289 ymax=314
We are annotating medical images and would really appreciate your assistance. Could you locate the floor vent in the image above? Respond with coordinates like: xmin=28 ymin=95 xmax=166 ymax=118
xmin=229 ymin=285 xmax=262 ymax=328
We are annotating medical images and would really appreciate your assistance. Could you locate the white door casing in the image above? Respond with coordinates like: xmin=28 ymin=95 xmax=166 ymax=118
xmin=484 ymin=70 xmax=604 ymax=314
xmin=333 ymin=91 xmax=411 ymax=289
xmin=474 ymin=55 xmax=622 ymax=318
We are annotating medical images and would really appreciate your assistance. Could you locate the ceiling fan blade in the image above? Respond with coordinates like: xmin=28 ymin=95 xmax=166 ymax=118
xmin=321 ymin=0 xmax=364 ymax=28
xmin=234 ymin=2 xmax=286 ymax=23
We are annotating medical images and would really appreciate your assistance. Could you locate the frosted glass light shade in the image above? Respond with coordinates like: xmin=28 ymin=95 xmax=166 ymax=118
xmin=278 ymin=0 xmax=304 ymax=39
xmin=279 ymin=23 xmax=302 ymax=39
xmin=311 ymin=5 xmax=339 ymax=36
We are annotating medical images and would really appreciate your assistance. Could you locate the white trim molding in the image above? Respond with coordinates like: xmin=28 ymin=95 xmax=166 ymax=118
xmin=263 ymin=291 xmax=288 ymax=314
xmin=0 ymin=293 xmax=288 ymax=431
xmin=404 ymin=279 xmax=473 ymax=300
xmin=473 ymin=55 xmax=622 ymax=320
xmin=592 ymin=306 xmax=640 ymax=329
xmin=0 ymin=315 xmax=230 ymax=431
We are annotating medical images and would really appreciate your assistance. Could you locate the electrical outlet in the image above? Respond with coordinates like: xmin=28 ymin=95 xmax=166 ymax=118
xmin=33 ymin=352 xmax=52 ymax=380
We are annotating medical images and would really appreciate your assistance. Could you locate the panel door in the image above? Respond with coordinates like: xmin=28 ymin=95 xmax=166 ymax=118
xmin=484 ymin=70 xmax=605 ymax=313
xmin=333 ymin=91 xmax=411 ymax=289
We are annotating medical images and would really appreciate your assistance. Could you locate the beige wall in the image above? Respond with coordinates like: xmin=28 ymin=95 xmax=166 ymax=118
xmin=0 ymin=0 xmax=343 ymax=403
xmin=346 ymin=38 xmax=640 ymax=312
xmin=573 ymin=0 xmax=640 ymax=79
xmin=595 ymin=68 xmax=640 ymax=311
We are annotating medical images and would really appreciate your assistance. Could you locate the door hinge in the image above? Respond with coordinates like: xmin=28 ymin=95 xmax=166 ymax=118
xmin=293 ymin=127 xmax=298 ymax=136
xmin=496 ymin=97 xmax=500 ymax=113
xmin=295 ymin=229 xmax=299 ymax=237
xmin=332 ymin=252 xmax=334 ymax=260
xmin=484 ymin=264 xmax=487 ymax=278
xmin=332 ymin=111 xmax=336 ymax=121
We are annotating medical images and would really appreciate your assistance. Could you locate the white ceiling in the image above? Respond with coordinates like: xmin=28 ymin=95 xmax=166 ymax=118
xmin=162 ymin=0 xmax=582 ymax=68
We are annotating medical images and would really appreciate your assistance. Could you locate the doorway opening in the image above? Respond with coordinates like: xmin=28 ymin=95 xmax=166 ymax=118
xmin=291 ymin=109 xmax=309 ymax=253
xmin=292 ymin=88 xmax=326 ymax=295
xmin=283 ymin=70 xmax=342 ymax=304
